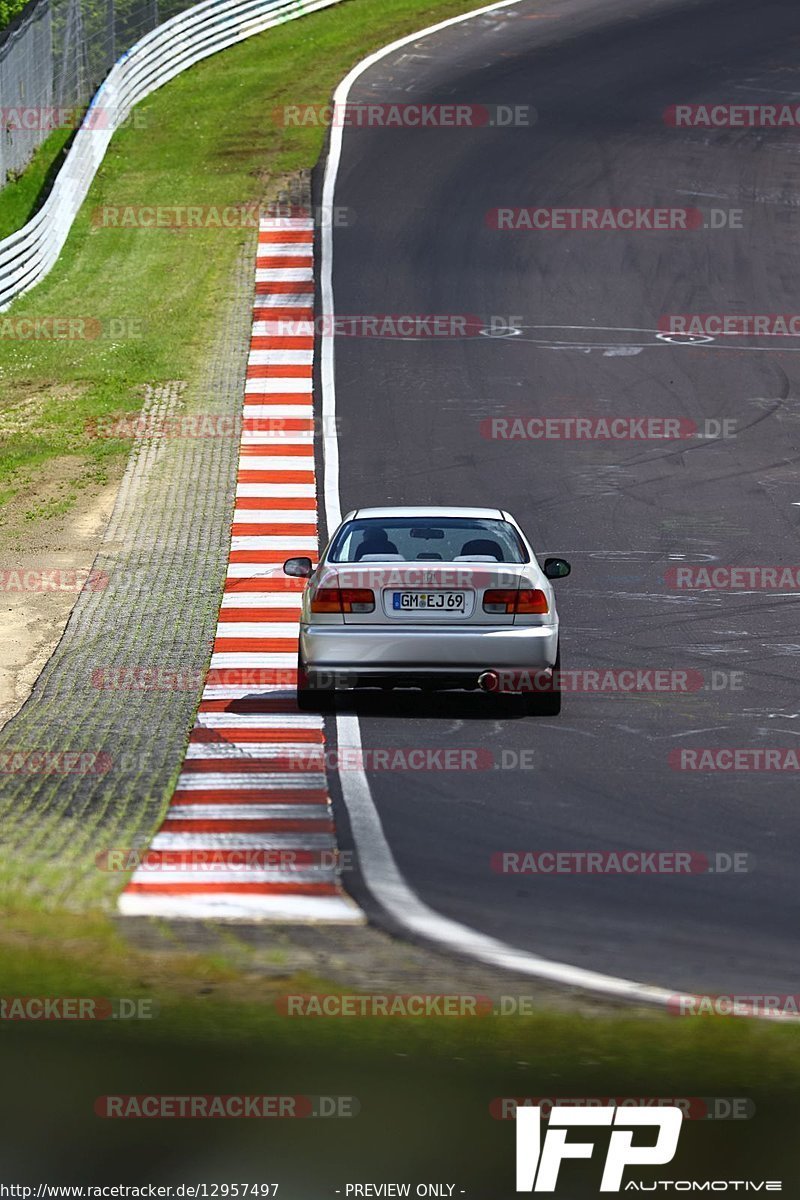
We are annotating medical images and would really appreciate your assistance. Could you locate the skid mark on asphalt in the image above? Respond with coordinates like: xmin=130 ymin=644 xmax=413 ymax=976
xmin=119 ymin=216 xmax=362 ymax=922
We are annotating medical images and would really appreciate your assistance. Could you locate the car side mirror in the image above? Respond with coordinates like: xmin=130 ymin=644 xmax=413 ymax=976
xmin=543 ymin=557 xmax=571 ymax=580
xmin=283 ymin=556 xmax=313 ymax=578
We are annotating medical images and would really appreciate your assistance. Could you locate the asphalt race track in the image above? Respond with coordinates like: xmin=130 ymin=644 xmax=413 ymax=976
xmin=318 ymin=0 xmax=800 ymax=995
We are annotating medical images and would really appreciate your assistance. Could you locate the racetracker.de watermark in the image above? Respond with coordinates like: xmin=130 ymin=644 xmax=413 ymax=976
xmin=659 ymin=313 xmax=800 ymax=337
xmin=0 ymin=996 xmax=156 ymax=1020
xmin=491 ymin=1097 xmax=755 ymax=1120
xmin=86 ymin=414 xmax=340 ymax=439
xmin=669 ymin=994 xmax=800 ymax=1018
xmin=95 ymin=1095 xmax=358 ymax=1118
xmin=91 ymin=666 xmax=307 ymax=690
xmin=329 ymin=566 xmax=527 ymax=589
xmin=96 ymin=849 xmax=354 ymax=872
xmin=91 ymin=203 xmax=352 ymax=228
xmin=665 ymin=565 xmax=800 ymax=589
xmin=0 ymin=105 xmax=146 ymax=131
xmin=485 ymin=207 xmax=742 ymax=231
xmin=184 ymin=747 xmax=527 ymax=771
xmin=284 ymin=313 xmax=484 ymax=337
xmin=277 ymin=993 xmax=491 ymax=1017
xmin=491 ymin=851 xmax=750 ymax=874
xmin=275 ymin=993 xmax=576 ymax=1017
xmin=0 ymin=568 xmax=108 ymax=592
xmin=92 ymin=667 xmax=204 ymax=691
xmin=0 ymin=316 xmax=145 ymax=340
xmin=480 ymin=668 xmax=742 ymax=694
xmin=273 ymin=102 xmax=536 ymax=127
xmin=664 ymin=103 xmax=800 ymax=128
xmin=669 ymin=748 xmax=800 ymax=771
xmin=480 ymin=416 xmax=735 ymax=440
xmin=0 ymin=750 xmax=111 ymax=775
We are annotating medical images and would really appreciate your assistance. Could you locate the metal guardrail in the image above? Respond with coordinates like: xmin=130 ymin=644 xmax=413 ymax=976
xmin=0 ymin=0 xmax=343 ymax=309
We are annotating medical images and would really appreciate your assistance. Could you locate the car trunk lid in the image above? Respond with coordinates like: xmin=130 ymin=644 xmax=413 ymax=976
xmin=320 ymin=562 xmax=530 ymax=625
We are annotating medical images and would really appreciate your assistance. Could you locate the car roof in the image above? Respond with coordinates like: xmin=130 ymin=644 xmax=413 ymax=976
xmin=348 ymin=506 xmax=506 ymax=520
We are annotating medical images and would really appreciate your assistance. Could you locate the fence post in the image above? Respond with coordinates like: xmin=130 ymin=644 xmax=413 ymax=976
xmin=107 ymin=0 xmax=115 ymax=69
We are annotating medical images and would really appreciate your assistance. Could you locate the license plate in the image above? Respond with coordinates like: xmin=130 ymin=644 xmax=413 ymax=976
xmin=392 ymin=591 xmax=466 ymax=611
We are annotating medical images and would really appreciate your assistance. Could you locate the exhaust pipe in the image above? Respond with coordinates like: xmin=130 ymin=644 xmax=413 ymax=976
xmin=479 ymin=668 xmax=555 ymax=694
xmin=478 ymin=670 xmax=500 ymax=693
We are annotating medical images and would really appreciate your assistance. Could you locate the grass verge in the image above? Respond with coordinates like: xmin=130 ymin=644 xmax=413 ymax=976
xmin=0 ymin=0 xmax=488 ymax=536
xmin=2 ymin=909 xmax=800 ymax=1183
xmin=0 ymin=126 xmax=75 ymax=240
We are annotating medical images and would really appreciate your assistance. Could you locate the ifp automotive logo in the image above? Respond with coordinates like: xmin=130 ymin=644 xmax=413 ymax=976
xmin=514 ymin=1105 xmax=783 ymax=1192
xmin=516 ymin=1105 xmax=682 ymax=1192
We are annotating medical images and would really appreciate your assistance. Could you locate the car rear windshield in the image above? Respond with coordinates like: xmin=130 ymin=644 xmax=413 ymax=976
xmin=327 ymin=517 xmax=529 ymax=563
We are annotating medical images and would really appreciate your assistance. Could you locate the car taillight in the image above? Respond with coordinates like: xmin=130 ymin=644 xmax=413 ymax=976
xmin=311 ymin=588 xmax=342 ymax=613
xmin=311 ymin=587 xmax=375 ymax=613
xmin=483 ymin=589 xmax=517 ymax=614
xmin=516 ymin=589 xmax=549 ymax=614
xmin=341 ymin=588 xmax=375 ymax=613
xmin=483 ymin=588 xmax=549 ymax=614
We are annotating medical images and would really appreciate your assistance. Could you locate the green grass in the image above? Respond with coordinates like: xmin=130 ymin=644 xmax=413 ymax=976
xmin=0 ymin=126 xmax=74 ymax=239
xmin=2 ymin=908 xmax=800 ymax=1184
xmin=0 ymin=0 xmax=488 ymax=525
xmin=3 ymin=907 xmax=799 ymax=1073
xmin=0 ymin=0 xmax=28 ymax=31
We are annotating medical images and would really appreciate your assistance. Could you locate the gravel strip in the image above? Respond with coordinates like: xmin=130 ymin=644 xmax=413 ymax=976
xmin=0 ymin=236 xmax=256 ymax=908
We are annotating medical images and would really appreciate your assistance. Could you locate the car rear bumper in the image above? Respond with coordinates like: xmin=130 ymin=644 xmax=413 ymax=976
xmin=300 ymin=622 xmax=559 ymax=682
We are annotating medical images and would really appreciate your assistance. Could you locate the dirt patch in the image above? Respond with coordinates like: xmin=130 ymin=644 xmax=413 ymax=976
xmin=117 ymin=916 xmax=636 ymax=1016
xmin=0 ymin=377 xmax=134 ymax=729
xmin=0 ymin=393 xmax=47 ymax=432
xmin=0 ymin=469 xmax=124 ymax=730
xmin=0 ymin=378 xmax=82 ymax=418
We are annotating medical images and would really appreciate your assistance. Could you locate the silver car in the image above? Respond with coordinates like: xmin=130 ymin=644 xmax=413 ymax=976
xmin=283 ymin=506 xmax=570 ymax=713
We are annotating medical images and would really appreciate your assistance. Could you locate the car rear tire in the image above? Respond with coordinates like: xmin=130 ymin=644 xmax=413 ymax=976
xmin=524 ymin=642 xmax=561 ymax=716
xmin=296 ymin=651 xmax=336 ymax=712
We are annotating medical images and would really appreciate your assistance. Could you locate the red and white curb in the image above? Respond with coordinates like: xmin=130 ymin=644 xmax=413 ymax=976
xmin=119 ymin=215 xmax=363 ymax=922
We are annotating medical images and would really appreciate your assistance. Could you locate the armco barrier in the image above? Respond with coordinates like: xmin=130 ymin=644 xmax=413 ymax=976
xmin=0 ymin=0 xmax=343 ymax=310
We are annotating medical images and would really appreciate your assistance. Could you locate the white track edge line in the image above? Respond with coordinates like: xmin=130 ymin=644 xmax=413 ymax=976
xmin=318 ymin=0 xmax=790 ymax=1018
